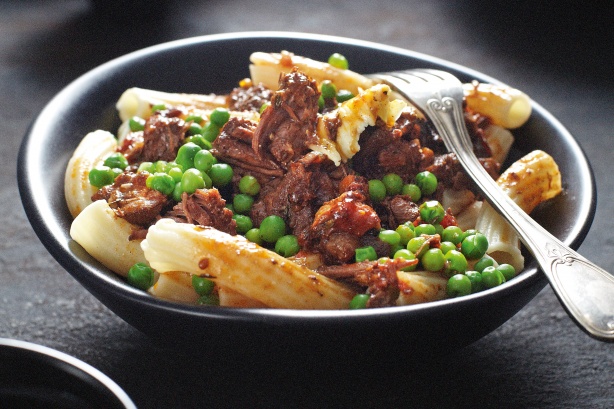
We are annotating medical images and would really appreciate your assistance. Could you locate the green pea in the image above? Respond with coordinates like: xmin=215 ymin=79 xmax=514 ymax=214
xmin=446 ymin=274 xmax=472 ymax=297
xmin=318 ymin=95 xmax=325 ymax=110
xmin=395 ymin=223 xmax=415 ymax=246
xmin=336 ymin=89 xmax=354 ymax=102
xmin=368 ymin=179 xmax=386 ymax=203
xmin=444 ymin=249 xmax=468 ymax=276
xmin=460 ymin=229 xmax=478 ymax=242
xmin=407 ymin=237 xmax=428 ymax=258
xmin=151 ymin=103 xmax=166 ymax=113
xmin=393 ymin=249 xmax=417 ymax=272
xmin=421 ymin=248 xmax=445 ymax=271
xmin=128 ymin=116 xmax=146 ymax=132
xmin=497 ymin=263 xmax=516 ymax=281
xmin=245 ymin=228 xmax=263 ymax=245
xmin=233 ymin=194 xmax=254 ymax=214
xmin=188 ymin=122 xmax=203 ymax=136
xmin=194 ymin=149 xmax=216 ymax=172
xmin=442 ymin=226 xmax=463 ymax=245
xmin=328 ymin=53 xmax=349 ymax=70
xmin=192 ymin=275 xmax=215 ymax=296
xmin=474 ymin=256 xmax=495 ymax=273
xmin=88 ymin=166 xmax=116 ymax=188
xmin=208 ymin=163 xmax=233 ymax=187
xmin=401 ymin=183 xmax=422 ymax=202
xmin=209 ymin=108 xmax=230 ymax=127
xmin=181 ymin=168 xmax=205 ymax=194
xmin=233 ymin=214 xmax=253 ymax=234
xmin=466 ymin=270 xmax=485 ymax=293
xmin=202 ymin=122 xmax=220 ymax=142
xmin=185 ymin=114 xmax=204 ymax=124
xmin=414 ymin=223 xmax=436 ymax=237
xmin=382 ymin=173 xmax=403 ymax=196
xmin=415 ymin=171 xmax=437 ymax=196
xmin=481 ymin=266 xmax=506 ymax=288
xmin=127 ymin=263 xmax=155 ymax=291
xmin=419 ymin=200 xmax=445 ymax=224
xmin=355 ymin=246 xmax=377 ymax=262
xmin=184 ymin=135 xmax=212 ymax=150
xmin=320 ymin=80 xmax=337 ymax=100
xmin=103 ymin=152 xmax=129 ymax=170
xmin=274 ymin=235 xmax=300 ymax=257
xmin=259 ymin=215 xmax=286 ymax=243
xmin=175 ymin=142 xmax=201 ymax=170
xmin=137 ymin=161 xmax=154 ymax=173
xmin=239 ymin=175 xmax=261 ymax=196
xmin=172 ymin=182 xmax=183 ymax=202
xmin=378 ymin=229 xmax=401 ymax=247
xmin=349 ymin=293 xmax=369 ymax=309
xmin=439 ymin=241 xmax=457 ymax=255
xmin=147 ymin=172 xmax=175 ymax=196
xmin=461 ymin=233 xmax=489 ymax=260
xmin=167 ymin=166 xmax=183 ymax=183
xmin=197 ymin=294 xmax=220 ymax=306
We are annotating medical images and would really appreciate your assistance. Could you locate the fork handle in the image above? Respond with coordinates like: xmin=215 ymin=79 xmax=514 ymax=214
xmin=426 ymin=96 xmax=614 ymax=342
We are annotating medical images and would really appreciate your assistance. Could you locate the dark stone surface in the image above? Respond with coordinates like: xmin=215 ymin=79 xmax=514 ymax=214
xmin=1 ymin=1 xmax=612 ymax=408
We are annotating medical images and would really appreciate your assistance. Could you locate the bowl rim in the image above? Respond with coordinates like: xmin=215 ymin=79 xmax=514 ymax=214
xmin=0 ymin=338 xmax=136 ymax=408
xmin=17 ymin=31 xmax=596 ymax=324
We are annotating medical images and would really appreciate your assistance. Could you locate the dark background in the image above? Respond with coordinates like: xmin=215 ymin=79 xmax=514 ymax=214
xmin=1 ymin=1 xmax=613 ymax=408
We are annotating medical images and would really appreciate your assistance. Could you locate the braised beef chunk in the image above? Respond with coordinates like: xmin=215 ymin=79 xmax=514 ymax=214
xmin=379 ymin=195 xmax=420 ymax=229
xmin=118 ymin=112 xmax=188 ymax=164
xmin=317 ymin=258 xmax=416 ymax=308
xmin=92 ymin=172 xmax=170 ymax=226
xmin=140 ymin=113 xmax=188 ymax=162
xmin=212 ymin=117 xmax=283 ymax=179
xmin=252 ymin=68 xmax=320 ymax=166
xmin=164 ymin=189 xmax=236 ymax=235
xmin=250 ymin=161 xmax=315 ymax=238
xmin=228 ymin=83 xmax=273 ymax=112
xmin=306 ymin=176 xmax=381 ymax=264
xmin=352 ymin=116 xmax=426 ymax=181
xmin=464 ymin=109 xmax=492 ymax=158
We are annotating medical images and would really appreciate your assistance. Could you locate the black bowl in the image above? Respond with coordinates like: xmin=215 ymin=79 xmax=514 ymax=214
xmin=0 ymin=339 xmax=136 ymax=408
xmin=18 ymin=32 xmax=595 ymax=358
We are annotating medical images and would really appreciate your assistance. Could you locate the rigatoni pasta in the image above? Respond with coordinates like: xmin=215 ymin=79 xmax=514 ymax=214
xmin=65 ymin=50 xmax=562 ymax=309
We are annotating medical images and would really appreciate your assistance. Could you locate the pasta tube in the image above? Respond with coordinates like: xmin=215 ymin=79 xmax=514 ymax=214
xmin=475 ymin=150 xmax=562 ymax=271
xmin=141 ymin=219 xmax=356 ymax=309
xmin=483 ymin=124 xmax=514 ymax=164
xmin=463 ymin=82 xmax=532 ymax=129
xmin=396 ymin=271 xmax=448 ymax=305
xmin=148 ymin=271 xmax=199 ymax=304
xmin=70 ymin=200 xmax=147 ymax=277
xmin=116 ymin=87 xmax=227 ymax=122
xmin=249 ymin=51 xmax=376 ymax=96
xmin=64 ymin=130 xmax=117 ymax=218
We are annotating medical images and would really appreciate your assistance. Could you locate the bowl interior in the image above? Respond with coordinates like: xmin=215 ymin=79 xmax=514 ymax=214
xmin=18 ymin=32 xmax=595 ymax=353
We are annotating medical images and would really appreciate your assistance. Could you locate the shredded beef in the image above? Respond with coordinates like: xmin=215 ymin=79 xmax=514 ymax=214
xmin=379 ymin=195 xmax=420 ymax=229
xmin=252 ymin=69 xmax=320 ymax=166
xmin=164 ymin=189 xmax=236 ymax=235
xmin=212 ymin=117 xmax=284 ymax=178
xmin=136 ymin=111 xmax=188 ymax=163
xmin=91 ymin=172 xmax=170 ymax=226
xmin=317 ymin=257 xmax=416 ymax=308
xmin=306 ymin=176 xmax=381 ymax=264
xmin=228 ymin=84 xmax=273 ymax=112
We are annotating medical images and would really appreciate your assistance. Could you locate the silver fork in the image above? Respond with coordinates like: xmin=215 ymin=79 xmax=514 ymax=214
xmin=371 ymin=69 xmax=614 ymax=342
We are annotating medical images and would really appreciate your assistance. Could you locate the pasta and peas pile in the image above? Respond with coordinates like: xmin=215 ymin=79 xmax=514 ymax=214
xmin=65 ymin=51 xmax=562 ymax=309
